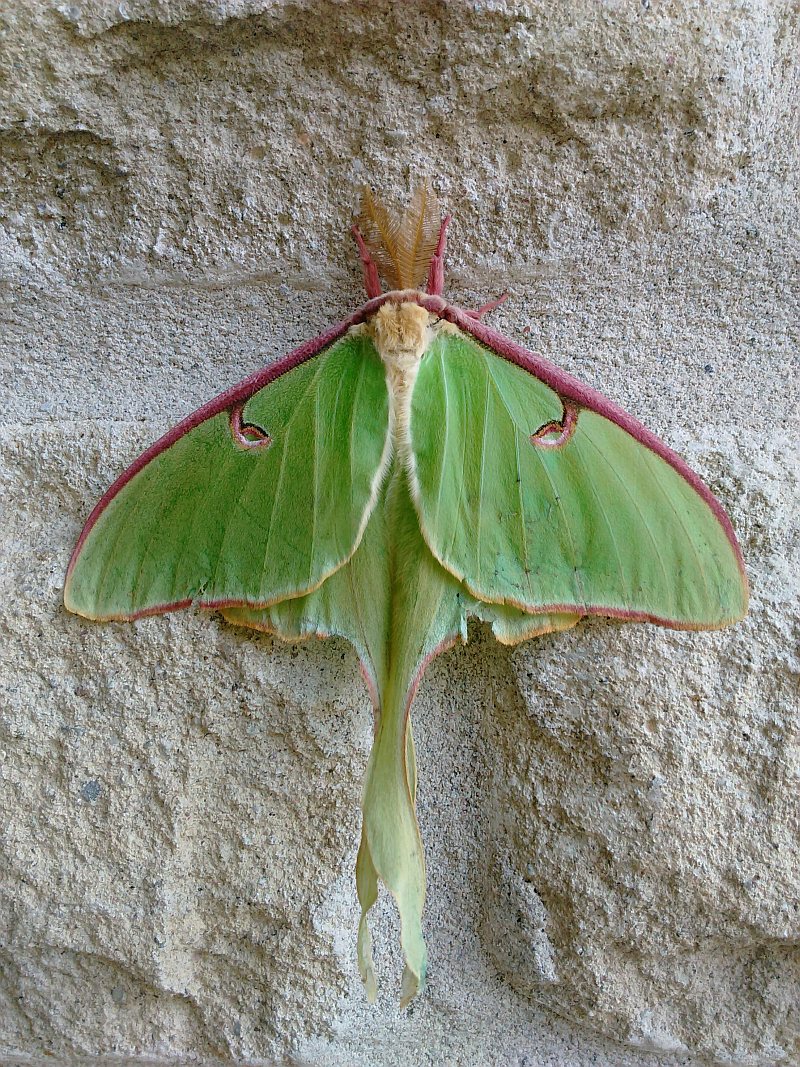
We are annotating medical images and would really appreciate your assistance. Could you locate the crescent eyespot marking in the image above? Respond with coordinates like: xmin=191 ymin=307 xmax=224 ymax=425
xmin=530 ymin=401 xmax=579 ymax=448
xmin=230 ymin=404 xmax=272 ymax=449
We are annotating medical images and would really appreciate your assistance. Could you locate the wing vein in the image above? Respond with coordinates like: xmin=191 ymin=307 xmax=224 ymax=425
xmin=442 ymin=351 xmax=469 ymax=566
xmin=326 ymin=361 xmax=352 ymax=557
xmin=513 ymin=429 xmax=531 ymax=601
xmin=566 ymin=432 xmax=631 ymax=608
xmin=167 ymin=439 xmax=239 ymax=602
xmin=128 ymin=431 xmax=230 ymax=609
xmin=434 ymin=340 xmax=451 ymax=532
xmin=257 ymin=352 xmax=330 ymax=600
xmin=641 ymin=446 xmax=714 ymax=607
xmin=476 ymin=361 xmax=491 ymax=579
xmin=483 ymin=355 xmax=579 ymax=605
xmin=309 ymin=368 xmax=321 ymax=586
xmin=348 ymin=348 xmax=369 ymax=559
xmin=580 ymin=430 xmax=673 ymax=606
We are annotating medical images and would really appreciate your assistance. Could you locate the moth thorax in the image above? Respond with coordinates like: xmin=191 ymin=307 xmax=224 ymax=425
xmin=370 ymin=302 xmax=431 ymax=393
xmin=368 ymin=302 xmax=431 ymax=454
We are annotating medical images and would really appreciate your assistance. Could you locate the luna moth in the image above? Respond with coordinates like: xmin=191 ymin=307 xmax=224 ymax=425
xmin=64 ymin=183 xmax=748 ymax=1007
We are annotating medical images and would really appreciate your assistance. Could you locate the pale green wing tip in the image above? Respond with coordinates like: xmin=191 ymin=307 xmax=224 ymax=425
xmin=397 ymin=903 xmax=427 ymax=1007
xmin=355 ymin=861 xmax=427 ymax=1007
xmin=357 ymin=911 xmax=426 ymax=1007
xmin=357 ymin=915 xmax=378 ymax=1003
xmin=355 ymin=830 xmax=379 ymax=1001
xmin=356 ymin=825 xmax=428 ymax=1006
xmin=399 ymin=961 xmax=424 ymax=1010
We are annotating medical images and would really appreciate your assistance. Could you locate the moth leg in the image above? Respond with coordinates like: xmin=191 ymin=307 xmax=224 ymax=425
xmin=425 ymin=214 xmax=452 ymax=296
xmin=463 ymin=292 xmax=510 ymax=319
xmin=351 ymin=224 xmax=383 ymax=299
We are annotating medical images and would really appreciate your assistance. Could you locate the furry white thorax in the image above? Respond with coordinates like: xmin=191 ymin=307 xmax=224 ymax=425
xmin=367 ymin=302 xmax=434 ymax=460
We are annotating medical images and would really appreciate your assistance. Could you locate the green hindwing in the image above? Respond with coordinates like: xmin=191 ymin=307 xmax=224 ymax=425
xmin=65 ymin=331 xmax=390 ymax=619
xmin=225 ymin=464 xmax=583 ymax=1004
xmin=409 ymin=328 xmax=748 ymax=628
xmin=221 ymin=479 xmax=394 ymax=694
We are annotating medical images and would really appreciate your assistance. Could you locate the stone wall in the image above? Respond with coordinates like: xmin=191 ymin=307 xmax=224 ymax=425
xmin=1 ymin=2 xmax=798 ymax=1064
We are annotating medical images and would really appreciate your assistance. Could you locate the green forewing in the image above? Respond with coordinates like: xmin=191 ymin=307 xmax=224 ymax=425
xmin=410 ymin=329 xmax=747 ymax=626
xmin=65 ymin=332 xmax=389 ymax=619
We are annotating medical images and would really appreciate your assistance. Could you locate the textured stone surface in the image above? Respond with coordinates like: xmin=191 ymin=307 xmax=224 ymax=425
xmin=1 ymin=1 xmax=798 ymax=1065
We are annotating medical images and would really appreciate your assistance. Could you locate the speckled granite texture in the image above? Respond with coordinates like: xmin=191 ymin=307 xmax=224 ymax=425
xmin=1 ymin=2 xmax=798 ymax=1065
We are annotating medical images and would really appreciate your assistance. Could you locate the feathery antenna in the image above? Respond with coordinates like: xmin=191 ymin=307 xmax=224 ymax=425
xmin=357 ymin=181 xmax=442 ymax=291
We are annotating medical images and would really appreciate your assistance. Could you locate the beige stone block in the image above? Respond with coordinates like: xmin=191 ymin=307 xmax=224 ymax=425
xmin=1 ymin=1 xmax=797 ymax=1064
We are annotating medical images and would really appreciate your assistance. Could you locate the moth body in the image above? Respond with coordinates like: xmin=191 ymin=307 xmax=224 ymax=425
xmin=368 ymin=298 xmax=433 ymax=465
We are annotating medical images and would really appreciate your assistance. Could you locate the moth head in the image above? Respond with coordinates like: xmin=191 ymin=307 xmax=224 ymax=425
xmin=369 ymin=302 xmax=431 ymax=363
